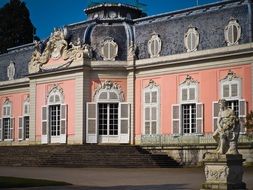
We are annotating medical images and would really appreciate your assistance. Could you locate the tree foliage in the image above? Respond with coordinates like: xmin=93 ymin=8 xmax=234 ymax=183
xmin=0 ymin=0 xmax=38 ymax=54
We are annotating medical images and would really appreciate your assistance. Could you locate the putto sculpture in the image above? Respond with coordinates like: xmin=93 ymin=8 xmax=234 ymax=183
xmin=212 ymin=99 xmax=240 ymax=155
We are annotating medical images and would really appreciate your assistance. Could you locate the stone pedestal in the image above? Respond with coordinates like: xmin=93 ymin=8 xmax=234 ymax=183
xmin=201 ymin=153 xmax=246 ymax=190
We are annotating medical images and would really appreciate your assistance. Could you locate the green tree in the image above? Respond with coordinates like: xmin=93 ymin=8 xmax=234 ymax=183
xmin=0 ymin=0 xmax=38 ymax=54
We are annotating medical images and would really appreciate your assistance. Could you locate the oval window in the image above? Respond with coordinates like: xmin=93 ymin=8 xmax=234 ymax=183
xmin=184 ymin=27 xmax=199 ymax=52
xmin=224 ymin=19 xmax=241 ymax=46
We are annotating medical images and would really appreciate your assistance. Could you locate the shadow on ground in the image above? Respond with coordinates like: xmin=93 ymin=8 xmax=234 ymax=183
xmin=10 ymin=184 xmax=191 ymax=190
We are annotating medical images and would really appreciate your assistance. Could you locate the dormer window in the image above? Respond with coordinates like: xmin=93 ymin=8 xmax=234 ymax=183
xmin=148 ymin=34 xmax=162 ymax=58
xmin=101 ymin=38 xmax=118 ymax=61
xmin=224 ymin=19 xmax=241 ymax=46
xmin=7 ymin=61 xmax=15 ymax=80
xmin=184 ymin=27 xmax=199 ymax=52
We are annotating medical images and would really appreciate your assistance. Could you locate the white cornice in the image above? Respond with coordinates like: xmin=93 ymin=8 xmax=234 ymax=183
xmin=0 ymin=78 xmax=29 ymax=89
xmin=135 ymin=43 xmax=253 ymax=69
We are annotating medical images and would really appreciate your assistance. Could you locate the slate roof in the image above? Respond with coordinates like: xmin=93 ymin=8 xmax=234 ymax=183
xmin=0 ymin=0 xmax=252 ymax=82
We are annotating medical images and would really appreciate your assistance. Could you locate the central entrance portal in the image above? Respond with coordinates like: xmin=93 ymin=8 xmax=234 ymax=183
xmin=98 ymin=103 xmax=119 ymax=143
xmin=86 ymin=80 xmax=130 ymax=144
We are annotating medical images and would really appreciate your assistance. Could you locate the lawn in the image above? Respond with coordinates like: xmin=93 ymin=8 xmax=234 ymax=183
xmin=0 ymin=176 xmax=71 ymax=188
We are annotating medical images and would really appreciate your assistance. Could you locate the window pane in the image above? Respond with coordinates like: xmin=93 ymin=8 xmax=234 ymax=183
xmin=189 ymin=88 xmax=195 ymax=100
xmin=145 ymin=92 xmax=150 ymax=103
xmin=223 ymin=84 xmax=230 ymax=98
xmin=151 ymin=122 xmax=157 ymax=134
xmin=151 ymin=91 xmax=157 ymax=103
xmin=231 ymin=83 xmax=238 ymax=97
xmin=228 ymin=26 xmax=233 ymax=44
xmin=151 ymin=107 xmax=157 ymax=120
xmin=145 ymin=107 xmax=150 ymax=121
xmin=182 ymin=88 xmax=188 ymax=101
xmin=233 ymin=25 xmax=238 ymax=42
xmin=145 ymin=122 xmax=150 ymax=135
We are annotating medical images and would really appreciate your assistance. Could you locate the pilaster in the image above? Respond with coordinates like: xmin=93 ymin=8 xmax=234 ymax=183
xmin=29 ymin=80 xmax=36 ymax=143
xmin=127 ymin=71 xmax=135 ymax=145
xmin=73 ymin=73 xmax=84 ymax=144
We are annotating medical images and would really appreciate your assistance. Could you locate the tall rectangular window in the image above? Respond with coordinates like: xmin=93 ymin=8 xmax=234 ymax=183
xmin=98 ymin=103 xmax=118 ymax=136
xmin=49 ymin=105 xmax=60 ymax=136
xmin=182 ymin=104 xmax=196 ymax=134
xmin=24 ymin=116 xmax=30 ymax=139
xmin=3 ymin=118 xmax=11 ymax=139
xmin=144 ymin=91 xmax=158 ymax=135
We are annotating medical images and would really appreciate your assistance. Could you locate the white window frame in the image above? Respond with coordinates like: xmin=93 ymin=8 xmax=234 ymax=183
xmin=214 ymin=70 xmax=246 ymax=133
xmin=220 ymin=78 xmax=241 ymax=100
xmin=174 ymin=75 xmax=203 ymax=136
xmin=2 ymin=99 xmax=13 ymax=141
xmin=179 ymin=75 xmax=199 ymax=104
xmin=148 ymin=33 xmax=162 ymax=58
xmin=184 ymin=27 xmax=199 ymax=52
xmin=42 ymin=85 xmax=67 ymax=144
xmin=19 ymin=97 xmax=30 ymax=141
xmin=182 ymin=103 xmax=197 ymax=135
xmin=224 ymin=19 xmax=241 ymax=46
xmin=143 ymin=80 xmax=160 ymax=135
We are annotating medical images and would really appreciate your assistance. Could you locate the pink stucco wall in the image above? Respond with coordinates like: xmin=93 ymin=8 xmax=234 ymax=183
xmin=35 ymin=79 xmax=76 ymax=140
xmin=135 ymin=65 xmax=252 ymax=135
xmin=0 ymin=92 xmax=29 ymax=141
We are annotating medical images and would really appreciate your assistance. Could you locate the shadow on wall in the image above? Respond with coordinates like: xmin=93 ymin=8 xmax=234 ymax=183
xmin=178 ymin=148 xmax=199 ymax=166
xmin=59 ymin=184 xmax=190 ymax=190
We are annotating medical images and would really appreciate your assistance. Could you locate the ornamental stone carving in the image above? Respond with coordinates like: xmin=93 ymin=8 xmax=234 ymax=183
xmin=213 ymin=99 xmax=240 ymax=155
xmin=145 ymin=79 xmax=159 ymax=90
xmin=180 ymin=75 xmax=198 ymax=86
xmin=93 ymin=80 xmax=124 ymax=102
xmin=221 ymin=69 xmax=240 ymax=82
xmin=29 ymin=30 xmax=93 ymax=74
xmin=205 ymin=165 xmax=229 ymax=182
xmin=127 ymin=41 xmax=136 ymax=61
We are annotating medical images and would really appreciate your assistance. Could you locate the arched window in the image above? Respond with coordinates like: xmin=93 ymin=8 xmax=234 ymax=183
xmin=224 ymin=19 xmax=241 ymax=46
xmin=184 ymin=27 xmax=199 ymax=52
xmin=101 ymin=38 xmax=118 ymax=61
xmin=143 ymin=80 xmax=160 ymax=135
xmin=148 ymin=33 xmax=162 ymax=58
xmin=41 ymin=85 xmax=67 ymax=144
xmin=212 ymin=70 xmax=246 ymax=133
xmin=172 ymin=75 xmax=203 ymax=135
xmin=19 ymin=96 xmax=30 ymax=140
xmin=0 ymin=98 xmax=14 ymax=141
xmin=86 ymin=80 xmax=130 ymax=144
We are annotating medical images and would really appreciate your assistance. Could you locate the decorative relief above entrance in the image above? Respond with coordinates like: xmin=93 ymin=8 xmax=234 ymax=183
xmin=28 ymin=29 xmax=93 ymax=74
xmin=93 ymin=80 xmax=124 ymax=102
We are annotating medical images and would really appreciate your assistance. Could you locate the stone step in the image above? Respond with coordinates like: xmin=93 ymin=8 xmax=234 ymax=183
xmin=0 ymin=145 xmax=181 ymax=168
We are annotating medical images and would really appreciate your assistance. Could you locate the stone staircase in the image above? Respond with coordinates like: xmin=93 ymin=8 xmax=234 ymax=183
xmin=0 ymin=145 xmax=181 ymax=168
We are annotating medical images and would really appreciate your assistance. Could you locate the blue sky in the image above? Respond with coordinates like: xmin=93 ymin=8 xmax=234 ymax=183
xmin=0 ymin=0 xmax=221 ymax=40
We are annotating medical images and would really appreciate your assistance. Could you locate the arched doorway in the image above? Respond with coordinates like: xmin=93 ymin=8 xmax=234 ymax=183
xmin=86 ymin=81 xmax=130 ymax=144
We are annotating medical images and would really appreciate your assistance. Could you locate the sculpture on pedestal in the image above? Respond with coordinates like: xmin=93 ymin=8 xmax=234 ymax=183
xmin=201 ymin=99 xmax=246 ymax=190
xmin=212 ymin=99 xmax=240 ymax=155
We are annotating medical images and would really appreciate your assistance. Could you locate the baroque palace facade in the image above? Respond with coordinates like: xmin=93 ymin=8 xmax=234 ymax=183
xmin=0 ymin=0 xmax=252 ymax=162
